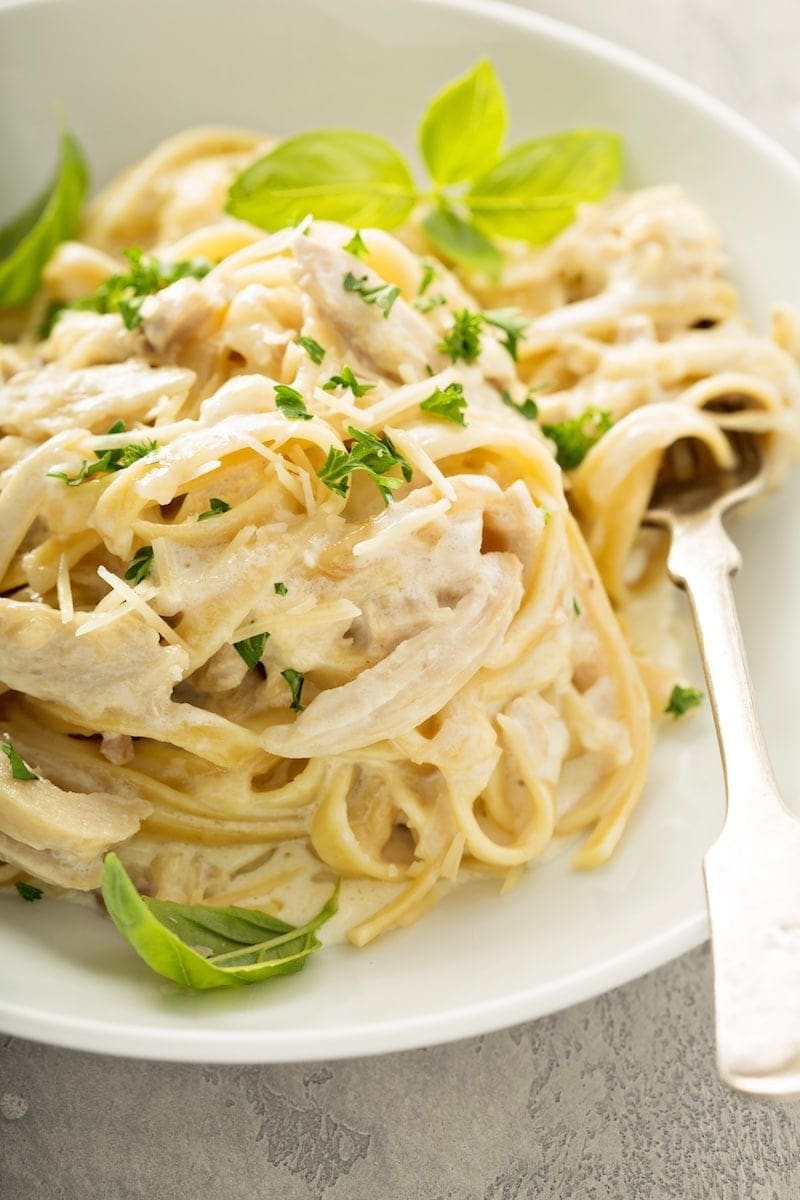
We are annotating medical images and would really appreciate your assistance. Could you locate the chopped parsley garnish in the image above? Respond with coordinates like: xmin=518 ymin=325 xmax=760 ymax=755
xmin=415 ymin=295 xmax=447 ymax=313
xmin=541 ymin=407 xmax=612 ymax=470
xmin=112 ymin=440 xmax=159 ymax=469
xmin=501 ymin=389 xmax=539 ymax=420
xmin=1 ymin=741 xmax=38 ymax=781
xmin=15 ymin=881 xmax=43 ymax=902
xmin=297 ymin=336 xmax=326 ymax=365
xmin=665 ymin=685 xmax=703 ymax=719
xmin=483 ymin=307 xmax=528 ymax=361
xmin=436 ymin=307 xmax=526 ymax=364
xmin=281 ymin=668 xmax=305 ymax=712
xmin=420 ymin=381 xmax=467 ymax=426
xmin=322 ymin=366 xmax=375 ymax=398
xmin=419 ymin=263 xmax=436 ymax=295
xmin=124 ymin=545 xmax=154 ymax=585
xmin=343 ymin=230 xmax=368 ymax=258
xmin=234 ymin=633 xmax=269 ymax=670
xmin=343 ymin=271 xmax=401 ymax=318
xmin=274 ymin=581 xmax=288 ymax=596
xmin=274 ymin=384 xmax=313 ymax=420
xmin=198 ymin=497 xmax=231 ymax=521
xmin=317 ymin=426 xmax=412 ymax=503
xmin=572 ymin=597 xmax=581 ymax=616
xmin=437 ymin=308 xmax=483 ymax=364
xmin=49 ymin=248 xmax=212 ymax=332
xmin=47 ymin=421 xmax=158 ymax=486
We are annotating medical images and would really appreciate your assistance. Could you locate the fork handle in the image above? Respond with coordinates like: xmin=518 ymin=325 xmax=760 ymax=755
xmin=665 ymin=510 xmax=780 ymax=825
xmin=667 ymin=511 xmax=800 ymax=1096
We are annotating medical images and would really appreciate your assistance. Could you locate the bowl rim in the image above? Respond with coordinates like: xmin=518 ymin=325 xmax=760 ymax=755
xmin=1 ymin=0 xmax=798 ymax=1062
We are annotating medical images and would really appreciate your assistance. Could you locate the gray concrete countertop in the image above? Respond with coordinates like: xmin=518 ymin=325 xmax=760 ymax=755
xmin=4 ymin=2 xmax=800 ymax=1196
xmin=4 ymin=948 xmax=800 ymax=1198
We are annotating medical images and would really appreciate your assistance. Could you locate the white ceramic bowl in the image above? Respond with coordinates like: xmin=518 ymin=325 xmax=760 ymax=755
xmin=2 ymin=0 xmax=800 ymax=1062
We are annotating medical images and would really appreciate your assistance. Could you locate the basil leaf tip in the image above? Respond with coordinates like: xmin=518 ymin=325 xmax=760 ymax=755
xmin=0 ymin=129 xmax=88 ymax=310
xmin=421 ymin=208 xmax=502 ymax=280
xmin=419 ymin=58 xmax=507 ymax=186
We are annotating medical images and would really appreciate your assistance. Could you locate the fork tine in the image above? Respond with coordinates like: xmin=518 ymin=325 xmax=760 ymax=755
xmin=646 ymin=428 xmax=765 ymax=522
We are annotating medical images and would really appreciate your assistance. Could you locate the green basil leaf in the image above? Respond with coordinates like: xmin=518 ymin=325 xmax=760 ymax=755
xmin=226 ymin=131 xmax=417 ymax=231
xmin=421 ymin=209 xmax=502 ymax=281
xmin=419 ymin=59 xmax=507 ymax=185
xmin=0 ymin=131 xmax=88 ymax=309
xmin=101 ymin=853 xmax=338 ymax=990
xmin=467 ymin=129 xmax=623 ymax=243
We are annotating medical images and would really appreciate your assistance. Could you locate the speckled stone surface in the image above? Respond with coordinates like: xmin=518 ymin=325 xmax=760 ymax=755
xmin=4 ymin=2 xmax=800 ymax=1197
xmin=3 ymin=948 xmax=800 ymax=1198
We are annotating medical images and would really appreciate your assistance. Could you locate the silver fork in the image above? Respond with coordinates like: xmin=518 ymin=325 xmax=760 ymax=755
xmin=646 ymin=430 xmax=800 ymax=1097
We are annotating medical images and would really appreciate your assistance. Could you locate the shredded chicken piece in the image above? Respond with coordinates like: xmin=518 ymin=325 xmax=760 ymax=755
xmin=0 ymin=764 xmax=148 ymax=890
xmin=0 ymin=360 xmax=194 ymax=438
xmin=268 ymin=567 xmax=519 ymax=755
xmin=0 ymin=601 xmax=259 ymax=767
xmin=294 ymin=237 xmax=443 ymax=381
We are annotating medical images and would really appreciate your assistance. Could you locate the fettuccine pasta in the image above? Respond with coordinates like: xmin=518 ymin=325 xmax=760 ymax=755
xmin=1 ymin=128 xmax=798 ymax=946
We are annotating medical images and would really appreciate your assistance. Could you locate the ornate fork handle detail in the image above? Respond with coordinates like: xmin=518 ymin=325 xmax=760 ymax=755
xmin=665 ymin=508 xmax=800 ymax=1097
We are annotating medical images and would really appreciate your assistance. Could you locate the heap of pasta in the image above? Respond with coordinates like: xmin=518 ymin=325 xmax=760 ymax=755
xmin=0 ymin=129 xmax=798 ymax=943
